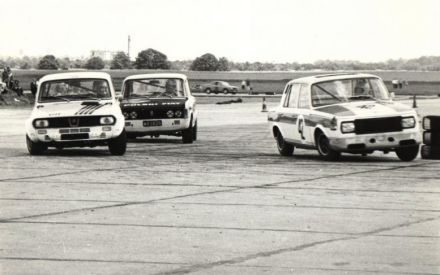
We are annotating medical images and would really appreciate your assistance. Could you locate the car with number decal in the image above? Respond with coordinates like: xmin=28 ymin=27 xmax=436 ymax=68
xmin=25 ymin=72 xmax=127 ymax=155
xmin=120 ymin=73 xmax=197 ymax=143
xmin=268 ymin=73 xmax=421 ymax=161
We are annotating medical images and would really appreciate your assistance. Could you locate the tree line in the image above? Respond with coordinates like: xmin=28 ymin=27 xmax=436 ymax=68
xmin=2 ymin=49 xmax=440 ymax=71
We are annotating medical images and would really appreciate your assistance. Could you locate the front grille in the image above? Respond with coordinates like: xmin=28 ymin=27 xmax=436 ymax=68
xmin=123 ymin=108 xmax=186 ymax=119
xmin=45 ymin=116 xmax=102 ymax=128
xmin=354 ymin=117 xmax=402 ymax=134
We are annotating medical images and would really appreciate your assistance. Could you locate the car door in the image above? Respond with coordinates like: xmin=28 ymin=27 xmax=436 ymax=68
xmin=278 ymin=83 xmax=301 ymax=141
xmin=214 ymin=82 xmax=220 ymax=93
xmin=296 ymin=84 xmax=313 ymax=145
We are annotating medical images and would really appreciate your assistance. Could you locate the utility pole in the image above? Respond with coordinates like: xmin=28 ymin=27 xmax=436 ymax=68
xmin=127 ymin=35 xmax=131 ymax=60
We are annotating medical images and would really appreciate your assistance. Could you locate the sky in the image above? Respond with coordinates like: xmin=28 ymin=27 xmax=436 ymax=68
xmin=0 ymin=0 xmax=439 ymax=63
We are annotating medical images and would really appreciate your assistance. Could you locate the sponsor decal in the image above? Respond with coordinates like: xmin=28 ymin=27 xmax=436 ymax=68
xmin=315 ymin=105 xmax=354 ymax=116
xmin=357 ymin=104 xmax=376 ymax=109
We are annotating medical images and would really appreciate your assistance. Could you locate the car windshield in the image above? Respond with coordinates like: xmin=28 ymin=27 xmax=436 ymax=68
xmin=311 ymin=78 xmax=390 ymax=107
xmin=39 ymin=79 xmax=111 ymax=102
xmin=124 ymin=78 xmax=185 ymax=99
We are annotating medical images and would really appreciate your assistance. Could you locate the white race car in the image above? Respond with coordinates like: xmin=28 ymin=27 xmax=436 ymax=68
xmin=120 ymin=73 xmax=197 ymax=143
xmin=268 ymin=73 xmax=422 ymax=161
xmin=25 ymin=72 xmax=126 ymax=155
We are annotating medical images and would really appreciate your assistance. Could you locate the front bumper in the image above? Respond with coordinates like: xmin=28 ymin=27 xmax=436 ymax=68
xmin=27 ymin=125 xmax=122 ymax=143
xmin=329 ymin=129 xmax=422 ymax=152
xmin=125 ymin=118 xmax=190 ymax=133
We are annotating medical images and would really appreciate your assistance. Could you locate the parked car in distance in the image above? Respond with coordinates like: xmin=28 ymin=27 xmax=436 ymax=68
xmin=120 ymin=73 xmax=197 ymax=143
xmin=25 ymin=72 xmax=127 ymax=155
xmin=198 ymin=81 xmax=238 ymax=94
xmin=268 ymin=73 xmax=422 ymax=161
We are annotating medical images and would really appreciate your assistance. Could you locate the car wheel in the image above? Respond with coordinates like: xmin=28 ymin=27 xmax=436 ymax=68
xmin=127 ymin=133 xmax=137 ymax=139
xmin=192 ymin=121 xmax=197 ymax=141
xmin=276 ymin=131 xmax=293 ymax=156
xmin=108 ymin=130 xmax=127 ymax=156
xmin=421 ymin=145 xmax=440 ymax=159
xmin=316 ymin=132 xmax=340 ymax=161
xmin=223 ymin=89 xmax=229 ymax=94
xmin=205 ymin=88 xmax=211 ymax=94
xmin=26 ymin=135 xmax=47 ymax=155
xmin=395 ymin=145 xmax=419 ymax=161
xmin=182 ymin=123 xmax=194 ymax=144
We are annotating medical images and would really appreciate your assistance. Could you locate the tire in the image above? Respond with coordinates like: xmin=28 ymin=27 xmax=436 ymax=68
xmin=108 ymin=130 xmax=127 ymax=156
xmin=192 ymin=121 xmax=198 ymax=141
xmin=127 ymin=133 xmax=137 ymax=139
xmin=276 ymin=131 xmax=293 ymax=156
xmin=223 ymin=89 xmax=229 ymax=94
xmin=423 ymin=116 xmax=440 ymax=131
xmin=205 ymin=88 xmax=211 ymax=94
xmin=423 ymin=131 xmax=440 ymax=146
xmin=182 ymin=124 xmax=194 ymax=144
xmin=316 ymin=132 xmax=340 ymax=161
xmin=421 ymin=145 xmax=440 ymax=159
xmin=395 ymin=145 xmax=419 ymax=161
xmin=26 ymin=135 xmax=47 ymax=155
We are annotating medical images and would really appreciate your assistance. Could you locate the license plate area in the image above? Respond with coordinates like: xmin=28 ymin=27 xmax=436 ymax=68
xmin=61 ymin=133 xmax=89 ymax=140
xmin=143 ymin=120 xmax=162 ymax=127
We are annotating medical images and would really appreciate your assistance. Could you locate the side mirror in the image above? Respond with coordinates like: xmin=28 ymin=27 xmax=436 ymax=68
xmin=390 ymin=92 xmax=395 ymax=99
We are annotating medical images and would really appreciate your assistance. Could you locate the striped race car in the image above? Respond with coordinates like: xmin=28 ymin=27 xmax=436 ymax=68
xmin=268 ymin=73 xmax=422 ymax=161
xmin=25 ymin=72 xmax=126 ymax=155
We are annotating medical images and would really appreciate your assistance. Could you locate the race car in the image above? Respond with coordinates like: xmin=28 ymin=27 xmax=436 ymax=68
xmin=120 ymin=73 xmax=197 ymax=143
xmin=25 ymin=72 xmax=127 ymax=155
xmin=268 ymin=73 xmax=422 ymax=161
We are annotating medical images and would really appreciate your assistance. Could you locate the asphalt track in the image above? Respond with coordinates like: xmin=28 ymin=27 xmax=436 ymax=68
xmin=1 ymin=99 xmax=440 ymax=274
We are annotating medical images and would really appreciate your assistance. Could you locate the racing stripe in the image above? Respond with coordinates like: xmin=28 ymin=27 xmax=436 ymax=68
xmin=85 ymin=104 xmax=103 ymax=114
xmin=75 ymin=105 xmax=93 ymax=115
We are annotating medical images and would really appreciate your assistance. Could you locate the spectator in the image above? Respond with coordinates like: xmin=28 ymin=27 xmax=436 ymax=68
xmin=30 ymin=79 xmax=38 ymax=96
xmin=2 ymin=67 xmax=8 ymax=84
xmin=241 ymin=80 xmax=246 ymax=90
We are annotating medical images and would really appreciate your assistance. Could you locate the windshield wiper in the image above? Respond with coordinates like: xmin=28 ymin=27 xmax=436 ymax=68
xmin=41 ymin=96 xmax=70 ymax=102
xmin=348 ymin=95 xmax=375 ymax=100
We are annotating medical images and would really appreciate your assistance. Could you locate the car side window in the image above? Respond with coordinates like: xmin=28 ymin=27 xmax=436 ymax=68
xmin=288 ymin=84 xmax=301 ymax=108
xmin=298 ymin=84 xmax=310 ymax=109
xmin=282 ymin=84 xmax=292 ymax=107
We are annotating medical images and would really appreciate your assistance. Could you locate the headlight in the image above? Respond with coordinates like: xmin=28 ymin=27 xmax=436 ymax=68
xmin=341 ymin=122 xmax=355 ymax=133
xmin=33 ymin=119 xmax=49 ymax=128
xmin=423 ymin=117 xmax=431 ymax=130
xmin=130 ymin=111 xmax=138 ymax=119
xmin=402 ymin=116 xmax=416 ymax=129
xmin=123 ymin=112 xmax=129 ymax=119
xmin=100 ymin=116 xmax=115 ymax=125
xmin=166 ymin=110 xmax=174 ymax=118
xmin=175 ymin=110 xmax=182 ymax=118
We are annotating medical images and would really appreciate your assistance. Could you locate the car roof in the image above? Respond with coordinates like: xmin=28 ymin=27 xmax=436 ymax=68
xmin=123 ymin=73 xmax=188 ymax=82
xmin=287 ymin=73 xmax=381 ymax=85
xmin=38 ymin=72 xmax=112 ymax=82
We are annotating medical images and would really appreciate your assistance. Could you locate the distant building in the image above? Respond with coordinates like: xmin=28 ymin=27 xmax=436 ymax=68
xmin=90 ymin=50 xmax=118 ymax=61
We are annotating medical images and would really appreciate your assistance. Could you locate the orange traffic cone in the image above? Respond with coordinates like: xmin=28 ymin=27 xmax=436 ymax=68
xmin=412 ymin=95 xmax=417 ymax=108
xmin=261 ymin=97 xmax=267 ymax=112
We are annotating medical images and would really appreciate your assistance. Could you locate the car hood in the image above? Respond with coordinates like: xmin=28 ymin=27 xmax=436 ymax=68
xmin=33 ymin=101 xmax=114 ymax=118
xmin=121 ymin=97 xmax=187 ymax=109
xmin=316 ymin=100 xmax=414 ymax=117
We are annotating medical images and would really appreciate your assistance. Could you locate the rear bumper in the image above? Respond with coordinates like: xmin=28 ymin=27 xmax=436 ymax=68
xmin=329 ymin=129 xmax=422 ymax=152
xmin=125 ymin=118 xmax=190 ymax=133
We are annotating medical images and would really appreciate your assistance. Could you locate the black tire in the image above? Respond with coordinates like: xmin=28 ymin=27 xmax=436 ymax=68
xmin=423 ymin=131 xmax=440 ymax=146
xmin=192 ymin=121 xmax=197 ymax=141
xmin=276 ymin=131 xmax=294 ymax=156
xmin=108 ymin=130 xmax=127 ymax=156
xmin=223 ymin=89 xmax=229 ymax=94
xmin=205 ymin=88 xmax=211 ymax=94
xmin=26 ymin=135 xmax=47 ymax=155
xmin=423 ymin=116 xmax=440 ymax=131
xmin=126 ymin=133 xmax=137 ymax=139
xmin=420 ymin=145 xmax=440 ymax=159
xmin=182 ymin=124 xmax=194 ymax=144
xmin=395 ymin=145 xmax=419 ymax=161
xmin=316 ymin=132 xmax=340 ymax=161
